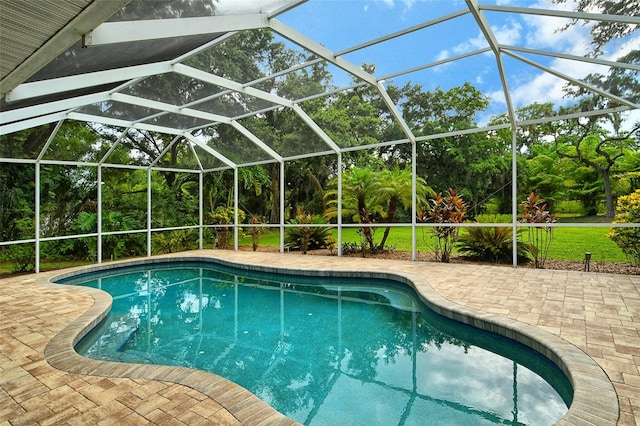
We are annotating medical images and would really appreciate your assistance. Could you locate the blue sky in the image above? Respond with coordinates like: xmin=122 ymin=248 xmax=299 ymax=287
xmin=275 ymin=0 xmax=639 ymax=125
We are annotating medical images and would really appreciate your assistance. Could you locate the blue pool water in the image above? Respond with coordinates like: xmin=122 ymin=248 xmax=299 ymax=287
xmin=58 ymin=261 xmax=571 ymax=425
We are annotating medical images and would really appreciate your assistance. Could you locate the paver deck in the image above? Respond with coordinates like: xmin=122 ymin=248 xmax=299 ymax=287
xmin=1 ymin=250 xmax=639 ymax=425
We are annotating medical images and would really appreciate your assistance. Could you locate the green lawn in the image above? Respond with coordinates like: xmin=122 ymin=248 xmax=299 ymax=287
xmin=0 ymin=223 xmax=630 ymax=275
xmin=240 ymin=224 xmax=629 ymax=263
xmin=0 ymin=259 xmax=93 ymax=276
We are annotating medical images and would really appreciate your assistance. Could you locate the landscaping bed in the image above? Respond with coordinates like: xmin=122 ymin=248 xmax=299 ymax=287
xmin=239 ymin=245 xmax=640 ymax=275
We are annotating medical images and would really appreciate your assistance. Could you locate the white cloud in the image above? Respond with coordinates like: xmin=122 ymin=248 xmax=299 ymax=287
xmin=401 ymin=0 xmax=416 ymax=9
xmin=493 ymin=52 xmax=613 ymax=109
xmin=451 ymin=32 xmax=489 ymax=55
xmin=374 ymin=0 xmax=395 ymax=7
xmin=493 ymin=21 xmax=523 ymax=45
xmin=522 ymin=1 xmax=592 ymax=54
xmin=506 ymin=71 xmax=568 ymax=107
xmin=494 ymin=40 xmax=635 ymax=110
xmin=435 ymin=49 xmax=451 ymax=61
xmin=603 ymin=34 xmax=640 ymax=61
xmin=434 ymin=20 xmax=522 ymax=62
xmin=494 ymin=0 xmax=623 ymax=108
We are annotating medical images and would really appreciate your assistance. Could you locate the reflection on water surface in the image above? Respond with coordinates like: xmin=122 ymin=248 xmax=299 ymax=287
xmin=61 ymin=262 xmax=571 ymax=425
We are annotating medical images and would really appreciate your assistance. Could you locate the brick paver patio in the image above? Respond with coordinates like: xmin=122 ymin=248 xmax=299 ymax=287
xmin=1 ymin=250 xmax=639 ymax=424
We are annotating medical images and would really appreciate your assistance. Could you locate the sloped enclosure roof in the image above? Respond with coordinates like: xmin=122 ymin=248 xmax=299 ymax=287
xmin=1 ymin=0 xmax=638 ymax=169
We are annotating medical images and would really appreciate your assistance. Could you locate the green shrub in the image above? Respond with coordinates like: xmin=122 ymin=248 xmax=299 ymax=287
xmin=210 ymin=206 xmax=245 ymax=249
xmin=0 ymin=244 xmax=35 ymax=273
xmin=285 ymin=211 xmax=332 ymax=254
xmin=474 ymin=214 xmax=513 ymax=223
xmin=248 ymin=215 xmax=266 ymax=252
xmin=521 ymin=192 xmax=557 ymax=268
xmin=483 ymin=197 xmax=501 ymax=215
xmin=555 ymin=200 xmax=586 ymax=215
xmin=457 ymin=226 xmax=530 ymax=264
xmin=609 ymin=189 xmax=640 ymax=265
xmin=152 ymin=229 xmax=199 ymax=254
xmin=418 ymin=188 xmax=467 ymax=263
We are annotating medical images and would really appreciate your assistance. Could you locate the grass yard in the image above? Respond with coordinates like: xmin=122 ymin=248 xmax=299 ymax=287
xmin=540 ymin=227 xmax=626 ymax=263
xmin=240 ymin=224 xmax=629 ymax=263
xmin=0 ymin=222 xmax=631 ymax=276
xmin=0 ymin=259 xmax=93 ymax=276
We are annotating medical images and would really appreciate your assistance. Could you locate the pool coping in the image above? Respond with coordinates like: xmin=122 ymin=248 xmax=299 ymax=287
xmin=43 ymin=252 xmax=619 ymax=425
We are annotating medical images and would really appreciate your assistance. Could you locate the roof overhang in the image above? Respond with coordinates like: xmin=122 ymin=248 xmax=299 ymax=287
xmin=0 ymin=0 xmax=133 ymax=96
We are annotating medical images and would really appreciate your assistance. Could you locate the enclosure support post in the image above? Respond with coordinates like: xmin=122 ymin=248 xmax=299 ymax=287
xmin=412 ymin=141 xmax=417 ymax=262
xmin=280 ymin=160 xmax=285 ymax=253
xmin=147 ymin=168 xmax=152 ymax=257
xmin=337 ymin=152 xmax=343 ymax=257
xmin=34 ymin=163 xmax=40 ymax=273
xmin=97 ymin=166 xmax=102 ymax=263
xmin=32 ymin=120 xmax=62 ymax=272
xmin=199 ymin=170 xmax=203 ymax=250
xmin=512 ymin=128 xmax=518 ymax=268
xmin=233 ymin=167 xmax=239 ymax=251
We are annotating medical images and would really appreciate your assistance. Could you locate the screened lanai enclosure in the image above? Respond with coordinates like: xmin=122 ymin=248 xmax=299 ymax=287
xmin=1 ymin=0 xmax=639 ymax=273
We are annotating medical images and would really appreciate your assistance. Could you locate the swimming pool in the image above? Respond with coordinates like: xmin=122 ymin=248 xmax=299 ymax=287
xmin=57 ymin=260 xmax=571 ymax=425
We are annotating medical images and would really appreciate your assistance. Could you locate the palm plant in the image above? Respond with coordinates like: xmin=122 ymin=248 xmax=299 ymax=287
xmin=285 ymin=210 xmax=332 ymax=254
xmin=324 ymin=167 xmax=384 ymax=252
xmin=376 ymin=167 xmax=432 ymax=250
xmin=457 ymin=226 xmax=530 ymax=264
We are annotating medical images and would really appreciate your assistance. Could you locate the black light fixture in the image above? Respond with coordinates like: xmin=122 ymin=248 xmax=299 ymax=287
xmin=584 ymin=252 xmax=592 ymax=272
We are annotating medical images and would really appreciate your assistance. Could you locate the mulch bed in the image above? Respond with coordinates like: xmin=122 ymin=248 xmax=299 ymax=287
xmin=2 ymin=248 xmax=636 ymax=279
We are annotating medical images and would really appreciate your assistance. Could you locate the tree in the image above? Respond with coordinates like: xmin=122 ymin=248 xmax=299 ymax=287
xmin=317 ymin=68 xmax=385 ymax=151
xmin=554 ymin=111 xmax=639 ymax=218
xmin=324 ymin=167 xmax=384 ymax=252
xmin=550 ymin=0 xmax=639 ymax=56
xmin=0 ymin=161 xmax=35 ymax=242
xmin=196 ymin=30 xmax=332 ymax=223
xmin=382 ymin=82 xmax=511 ymax=213
xmin=554 ymin=16 xmax=639 ymax=217
xmin=376 ymin=167 xmax=432 ymax=250
xmin=510 ymin=98 xmax=640 ymax=218
xmin=504 ymin=102 xmax=559 ymax=151
xmin=285 ymin=157 xmax=332 ymax=218
xmin=548 ymin=1 xmax=640 ymax=216
xmin=238 ymin=165 xmax=272 ymax=219
xmin=113 ymin=0 xmax=217 ymax=20
xmin=524 ymin=143 xmax=561 ymax=205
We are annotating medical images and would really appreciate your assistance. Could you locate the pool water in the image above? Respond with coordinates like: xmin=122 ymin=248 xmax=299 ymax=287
xmin=59 ymin=261 xmax=571 ymax=425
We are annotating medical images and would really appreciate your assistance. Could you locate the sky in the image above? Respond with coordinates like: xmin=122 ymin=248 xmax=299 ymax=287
xmin=276 ymin=0 xmax=639 ymax=126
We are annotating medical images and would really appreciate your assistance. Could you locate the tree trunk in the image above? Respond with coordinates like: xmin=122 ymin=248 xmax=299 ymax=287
xmin=270 ymin=163 xmax=280 ymax=224
xmin=360 ymin=215 xmax=375 ymax=252
xmin=378 ymin=199 xmax=398 ymax=250
xmin=358 ymin=202 xmax=375 ymax=252
xmin=602 ymin=170 xmax=615 ymax=218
